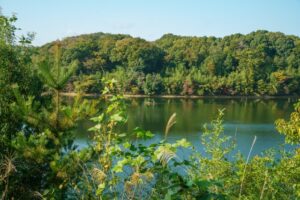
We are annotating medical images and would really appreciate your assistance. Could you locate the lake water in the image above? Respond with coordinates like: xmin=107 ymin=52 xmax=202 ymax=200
xmin=75 ymin=98 xmax=297 ymax=157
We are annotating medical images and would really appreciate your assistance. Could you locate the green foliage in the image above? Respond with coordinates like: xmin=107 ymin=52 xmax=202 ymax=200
xmin=73 ymin=86 xmax=216 ymax=199
xmin=0 ymin=14 xmax=42 ymax=154
xmin=36 ymin=30 xmax=300 ymax=96
xmin=143 ymin=74 xmax=164 ymax=95
xmin=276 ymin=100 xmax=300 ymax=144
xmin=3 ymin=73 xmax=300 ymax=199
xmin=1 ymin=39 xmax=98 ymax=199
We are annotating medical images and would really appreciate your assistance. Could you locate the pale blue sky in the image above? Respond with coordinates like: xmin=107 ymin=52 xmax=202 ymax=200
xmin=1 ymin=0 xmax=300 ymax=46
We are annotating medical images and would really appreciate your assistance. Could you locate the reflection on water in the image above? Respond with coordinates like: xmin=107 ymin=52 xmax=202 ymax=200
xmin=75 ymin=98 xmax=297 ymax=156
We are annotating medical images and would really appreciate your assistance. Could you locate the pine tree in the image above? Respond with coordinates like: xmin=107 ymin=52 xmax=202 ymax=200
xmin=7 ymin=42 xmax=98 ymax=198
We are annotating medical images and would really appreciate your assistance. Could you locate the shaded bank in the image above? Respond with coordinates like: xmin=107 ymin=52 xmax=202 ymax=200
xmin=61 ymin=92 xmax=299 ymax=99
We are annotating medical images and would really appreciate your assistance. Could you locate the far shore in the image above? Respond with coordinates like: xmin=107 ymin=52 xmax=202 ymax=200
xmin=60 ymin=92 xmax=299 ymax=99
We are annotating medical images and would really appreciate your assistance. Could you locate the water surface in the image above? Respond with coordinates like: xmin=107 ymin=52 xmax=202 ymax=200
xmin=76 ymin=98 xmax=297 ymax=156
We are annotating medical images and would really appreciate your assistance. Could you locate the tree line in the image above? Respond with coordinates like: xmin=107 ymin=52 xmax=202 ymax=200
xmin=35 ymin=30 xmax=300 ymax=96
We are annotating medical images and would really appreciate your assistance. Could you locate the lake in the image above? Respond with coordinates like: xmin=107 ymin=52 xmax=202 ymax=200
xmin=75 ymin=97 xmax=297 ymax=157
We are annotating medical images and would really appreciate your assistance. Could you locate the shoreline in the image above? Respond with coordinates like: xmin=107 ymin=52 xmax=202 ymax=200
xmin=60 ymin=92 xmax=299 ymax=99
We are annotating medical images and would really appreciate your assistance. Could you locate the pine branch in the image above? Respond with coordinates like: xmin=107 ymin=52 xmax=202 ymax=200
xmin=37 ymin=61 xmax=57 ymax=88
xmin=57 ymin=61 xmax=78 ymax=89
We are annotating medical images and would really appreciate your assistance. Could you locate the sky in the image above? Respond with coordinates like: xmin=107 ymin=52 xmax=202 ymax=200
xmin=1 ymin=0 xmax=300 ymax=46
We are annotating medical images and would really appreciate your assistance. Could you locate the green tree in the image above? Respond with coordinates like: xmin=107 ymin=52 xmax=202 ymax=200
xmin=2 ymin=42 xmax=97 ymax=199
xmin=143 ymin=74 xmax=164 ymax=95
xmin=0 ymin=14 xmax=41 ymax=153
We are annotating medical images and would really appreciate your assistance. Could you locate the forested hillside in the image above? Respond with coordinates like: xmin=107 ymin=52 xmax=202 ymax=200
xmin=35 ymin=31 xmax=300 ymax=96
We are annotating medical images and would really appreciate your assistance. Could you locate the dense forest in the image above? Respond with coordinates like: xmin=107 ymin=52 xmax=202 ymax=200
xmin=1 ymin=14 xmax=300 ymax=199
xmin=35 ymin=30 xmax=300 ymax=96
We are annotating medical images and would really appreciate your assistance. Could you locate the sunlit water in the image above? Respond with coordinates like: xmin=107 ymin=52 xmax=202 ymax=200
xmin=75 ymin=98 xmax=298 ymax=157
